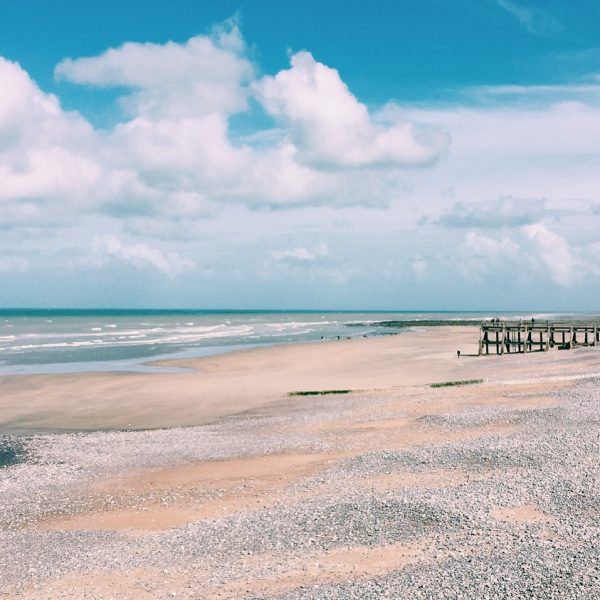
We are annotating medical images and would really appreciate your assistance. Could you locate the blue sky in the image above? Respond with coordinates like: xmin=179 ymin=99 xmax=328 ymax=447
xmin=2 ymin=1 xmax=600 ymax=309
xmin=6 ymin=0 xmax=600 ymax=109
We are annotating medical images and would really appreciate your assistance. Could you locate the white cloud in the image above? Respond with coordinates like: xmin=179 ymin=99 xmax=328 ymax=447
xmin=456 ymin=223 xmax=582 ymax=288
xmin=91 ymin=234 xmax=195 ymax=275
xmin=51 ymin=21 xmax=262 ymax=218
xmin=522 ymin=223 xmax=580 ymax=286
xmin=107 ymin=113 xmax=248 ymax=213
xmin=0 ymin=255 xmax=30 ymax=272
xmin=434 ymin=197 xmax=547 ymax=229
xmin=6 ymin=20 xmax=600 ymax=235
xmin=55 ymin=19 xmax=253 ymax=119
xmin=254 ymin=51 xmax=448 ymax=169
xmin=0 ymin=21 xmax=456 ymax=233
xmin=387 ymin=97 xmax=600 ymax=222
xmin=496 ymin=0 xmax=562 ymax=36
xmin=0 ymin=57 xmax=102 ymax=226
xmin=6 ymin=20 xmax=600 ymax=300
xmin=51 ymin=27 xmax=446 ymax=216
xmin=237 ymin=142 xmax=333 ymax=208
xmin=459 ymin=231 xmax=521 ymax=277
xmin=272 ymin=242 xmax=329 ymax=262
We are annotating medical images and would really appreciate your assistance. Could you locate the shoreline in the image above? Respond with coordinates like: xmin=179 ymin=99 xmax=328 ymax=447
xmin=0 ymin=326 xmax=483 ymax=432
xmin=2 ymin=310 xmax=580 ymax=379
xmin=0 ymin=322 xmax=465 ymax=379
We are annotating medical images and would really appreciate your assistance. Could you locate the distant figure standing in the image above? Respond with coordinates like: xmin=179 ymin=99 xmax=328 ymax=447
xmin=457 ymin=350 xmax=461 ymax=359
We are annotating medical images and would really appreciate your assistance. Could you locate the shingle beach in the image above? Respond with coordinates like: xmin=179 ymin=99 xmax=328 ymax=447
xmin=1 ymin=328 xmax=600 ymax=598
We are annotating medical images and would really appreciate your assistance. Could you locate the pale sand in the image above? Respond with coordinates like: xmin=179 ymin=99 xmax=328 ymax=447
xmin=0 ymin=326 xmax=484 ymax=431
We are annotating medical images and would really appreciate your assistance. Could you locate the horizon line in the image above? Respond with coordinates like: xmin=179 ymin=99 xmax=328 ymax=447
xmin=0 ymin=307 xmax=588 ymax=313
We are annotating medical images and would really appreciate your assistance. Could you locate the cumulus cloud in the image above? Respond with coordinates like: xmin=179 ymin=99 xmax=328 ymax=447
xmin=254 ymin=51 xmax=448 ymax=169
xmin=55 ymin=19 xmax=252 ymax=119
xmin=53 ymin=21 xmax=258 ymax=218
xmin=459 ymin=231 xmax=521 ymax=277
xmin=522 ymin=223 xmax=580 ymax=286
xmin=0 ymin=18 xmax=456 ymax=238
xmin=434 ymin=197 xmax=546 ymax=229
xmin=107 ymin=113 xmax=249 ymax=214
xmin=272 ymin=242 xmax=329 ymax=262
xmin=457 ymin=223 xmax=582 ymax=288
xmin=91 ymin=234 xmax=195 ymax=275
xmin=0 ymin=57 xmax=102 ymax=226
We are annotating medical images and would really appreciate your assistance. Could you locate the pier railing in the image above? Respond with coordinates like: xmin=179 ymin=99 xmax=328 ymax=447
xmin=479 ymin=320 xmax=600 ymax=355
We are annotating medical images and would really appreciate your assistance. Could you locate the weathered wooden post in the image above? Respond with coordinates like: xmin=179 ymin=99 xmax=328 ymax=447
xmin=478 ymin=319 xmax=600 ymax=357
xmin=570 ymin=325 xmax=574 ymax=349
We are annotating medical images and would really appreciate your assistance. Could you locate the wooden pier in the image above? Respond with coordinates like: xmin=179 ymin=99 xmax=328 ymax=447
xmin=479 ymin=320 xmax=600 ymax=355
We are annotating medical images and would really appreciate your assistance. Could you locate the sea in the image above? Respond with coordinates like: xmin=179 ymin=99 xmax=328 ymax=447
xmin=0 ymin=309 xmax=591 ymax=376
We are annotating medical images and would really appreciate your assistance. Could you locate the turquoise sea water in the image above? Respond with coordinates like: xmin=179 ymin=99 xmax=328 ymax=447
xmin=0 ymin=309 xmax=591 ymax=375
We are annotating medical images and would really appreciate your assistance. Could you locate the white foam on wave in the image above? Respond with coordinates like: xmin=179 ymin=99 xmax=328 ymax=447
xmin=266 ymin=321 xmax=336 ymax=331
xmin=157 ymin=325 xmax=255 ymax=344
xmin=1 ymin=324 xmax=258 ymax=352
xmin=1 ymin=341 xmax=100 ymax=351
xmin=173 ymin=325 xmax=222 ymax=334
xmin=268 ymin=329 xmax=312 ymax=337
xmin=344 ymin=319 xmax=378 ymax=324
xmin=8 ymin=328 xmax=150 ymax=341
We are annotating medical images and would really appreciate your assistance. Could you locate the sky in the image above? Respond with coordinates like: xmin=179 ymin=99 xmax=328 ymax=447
xmin=2 ymin=0 xmax=600 ymax=310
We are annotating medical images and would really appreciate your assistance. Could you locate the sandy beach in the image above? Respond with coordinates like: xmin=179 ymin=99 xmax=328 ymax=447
xmin=0 ymin=327 xmax=483 ymax=431
xmin=2 ymin=327 xmax=600 ymax=598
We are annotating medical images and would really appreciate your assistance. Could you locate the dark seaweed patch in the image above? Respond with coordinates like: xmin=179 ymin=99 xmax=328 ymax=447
xmin=0 ymin=437 xmax=27 ymax=467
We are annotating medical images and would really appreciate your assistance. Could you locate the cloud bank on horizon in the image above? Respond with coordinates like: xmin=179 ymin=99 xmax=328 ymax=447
xmin=2 ymin=9 xmax=600 ymax=309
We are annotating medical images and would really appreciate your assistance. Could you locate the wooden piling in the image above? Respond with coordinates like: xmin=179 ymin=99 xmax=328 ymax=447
xmin=479 ymin=319 xmax=600 ymax=356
